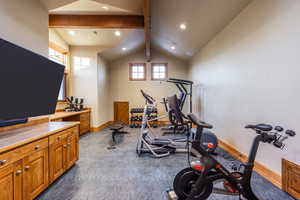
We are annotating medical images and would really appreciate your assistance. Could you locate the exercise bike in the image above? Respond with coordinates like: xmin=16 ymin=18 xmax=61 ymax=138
xmin=168 ymin=98 xmax=296 ymax=199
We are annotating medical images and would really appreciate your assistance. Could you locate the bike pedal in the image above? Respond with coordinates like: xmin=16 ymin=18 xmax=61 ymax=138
xmin=167 ymin=190 xmax=178 ymax=200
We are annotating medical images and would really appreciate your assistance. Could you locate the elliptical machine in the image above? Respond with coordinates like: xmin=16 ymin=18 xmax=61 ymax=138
xmin=136 ymin=92 xmax=218 ymax=158
xmin=167 ymin=94 xmax=296 ymax=200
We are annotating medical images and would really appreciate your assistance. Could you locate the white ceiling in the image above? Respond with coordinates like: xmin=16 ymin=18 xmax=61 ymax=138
xmin=43 ymin=0 xmax=252 ymax=61
xmin=100 ymin=29 xmax=145 ymax=61
xmin=151 ymin=0 xmax=252 ymax=60
xmin=54 ymin=28 xmax=134 ymax=46
xmin=40 ymin=0 xmax=143 ymax=15
xmin=50 ymin=0 xmax=132 ymax=15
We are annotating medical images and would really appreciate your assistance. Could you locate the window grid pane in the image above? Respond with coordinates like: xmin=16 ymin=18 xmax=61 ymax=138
xmin=131 ymin=64 xmax=145 ymax=80
xmin=152 ymin=64 xmax=167 ymax=80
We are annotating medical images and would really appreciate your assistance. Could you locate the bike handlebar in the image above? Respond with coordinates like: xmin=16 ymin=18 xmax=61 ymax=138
xmin=246 ymin=123 xmax=296 ymax=149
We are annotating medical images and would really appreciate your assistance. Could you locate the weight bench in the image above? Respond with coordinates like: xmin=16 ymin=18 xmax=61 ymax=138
xmin=107 ymin=122 xmax=128 ymax=150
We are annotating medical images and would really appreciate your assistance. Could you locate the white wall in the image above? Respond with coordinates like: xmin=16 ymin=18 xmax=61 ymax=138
xmin=108 ymin=50 xmax=189 ymax=120
xmin=70 ymin=46 xmax=110 ymax=127
xmin=97 ymin=54 xmax=110 ymax=125
xmin=189 ymin=0 xmax=300 ymax=174
xmin=0 ymin=0 xmax=48 ymax=56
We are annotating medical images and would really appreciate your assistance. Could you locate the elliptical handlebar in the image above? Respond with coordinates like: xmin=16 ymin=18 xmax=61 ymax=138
xmin=140 ymin=90 xmax=156 ymax=105
xmin=166 ymin=78 xmax=193 ymax=85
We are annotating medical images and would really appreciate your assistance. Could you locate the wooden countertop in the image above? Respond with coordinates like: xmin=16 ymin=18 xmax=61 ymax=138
xmin=0 ymin=122 xmax=79 ymax=154
xmin=49 ymin=109 xmax=91 ymax=121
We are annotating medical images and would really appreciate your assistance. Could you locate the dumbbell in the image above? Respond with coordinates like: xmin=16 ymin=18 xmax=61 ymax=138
xmin=139 ymin=116 xmax=143 ymax=121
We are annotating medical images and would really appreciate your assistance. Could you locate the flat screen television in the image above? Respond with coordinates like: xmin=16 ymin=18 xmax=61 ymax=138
xmin=0 ymin=38 xmax=65 ymax=127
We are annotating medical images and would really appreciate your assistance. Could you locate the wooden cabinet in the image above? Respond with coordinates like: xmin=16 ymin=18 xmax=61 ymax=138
xmin=23 ymin=148 xmax=49 ymax=200
xmin=283 ymin=159 xmax=300 ymax=200
xmin=0 ymin=161 xmax=22 ymax=200
xmin=114 ymin=102 xmax=129 ymax=125
xmin=66 ymin=131 xmax=79 ymax=169
xmin=79 ymin=112 xmax=90 ymax=135
xmin=0 ymin=123 xmax=79 ymax=200
xmin=50 ymin=110 xmax=91 ymax=135
xmin=49 ymin=127 xmax=79 ymax=183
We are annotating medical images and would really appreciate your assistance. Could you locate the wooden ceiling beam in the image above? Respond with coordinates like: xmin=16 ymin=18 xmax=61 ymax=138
xmin=144 ymin=0 xmax=151 ymax=62
xmin=49 ymin=14 xmax=144 ymax=29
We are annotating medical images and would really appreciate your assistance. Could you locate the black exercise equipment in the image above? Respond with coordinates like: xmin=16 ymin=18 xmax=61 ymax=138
xmin=169 ymin=115 xmax=296 ymax=200
xmin=167 ymin=94 xmax=218 ymax=153
xmin=162 ymin=78 xmax=193 ymax=135
xmin=65 ymin=96 xmax=85 ymax=112
xmin=136 ymin=93 xmax=218 ymax=158
xmin=130 ymin=106 xmax=158 ymax=128
xmin=107 ymin=122 xmax=128 ymax=150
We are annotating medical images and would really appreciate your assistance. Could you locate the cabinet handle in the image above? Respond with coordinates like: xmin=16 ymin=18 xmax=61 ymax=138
xmin=0 ymin=160 xmax=7 ymax=165
xmin=35 ymin=145 xmax=40 ymax=150
xmin=24 ymin=166 xmax=30 ymax=170
xmin=16 ymin=170 xmax=22 ymax=175
xmin=63 ymin=144 xmax=67 ymax=148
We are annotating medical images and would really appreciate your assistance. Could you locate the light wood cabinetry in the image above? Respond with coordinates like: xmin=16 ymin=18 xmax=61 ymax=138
xmin=283 ymin=159 xmax=300 ymax=200
xmin=0 ymin=122 xmax=79 ymax=200
xmin=23 ymin=148 xmax=49 ymax=200
xmin=79 ymin=112 xmax=90 ymax=135
xmin=0 ymin=161 xmax=22 ymax=200
xmin=50 ymin=110 xmax=91 ymax=135
xmin=49 ymin=127 xmax=79 ymax=183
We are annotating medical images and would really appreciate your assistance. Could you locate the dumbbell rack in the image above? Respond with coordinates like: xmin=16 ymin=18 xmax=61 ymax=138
xmin=130 ymin=108 xmax=158 ymax=128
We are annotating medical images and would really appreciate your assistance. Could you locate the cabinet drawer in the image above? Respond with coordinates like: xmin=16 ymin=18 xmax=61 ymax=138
xmin=49 ymin=126 xmax=78 ymax=145
xmin=0 ymin=138 xmax=48 ymax=169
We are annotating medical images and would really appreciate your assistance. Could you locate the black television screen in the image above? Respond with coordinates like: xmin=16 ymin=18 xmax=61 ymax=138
xmin=0 ymin=38 xmax=65 ymax=120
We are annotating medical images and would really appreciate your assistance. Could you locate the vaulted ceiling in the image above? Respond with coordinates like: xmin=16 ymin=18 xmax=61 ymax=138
xmin=41 ymin=0 xmax=252 ymax=61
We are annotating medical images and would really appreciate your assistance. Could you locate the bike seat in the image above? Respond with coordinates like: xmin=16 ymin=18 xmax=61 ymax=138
xmin=245 ymin=124 xmax=273 ymax=132
xmin=187 ymin=113 xmax=213 ymax=129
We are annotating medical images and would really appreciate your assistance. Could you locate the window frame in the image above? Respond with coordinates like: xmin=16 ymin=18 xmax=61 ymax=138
xmin=129 ymin=63 xmax=147 ymax=81
xmin=151 ymin=63 xmax=168 ymax=80
xmin=57 ymin=73 xmax=67 ymax=102
xmin=48 ymin=43 xmax=68 ymax=102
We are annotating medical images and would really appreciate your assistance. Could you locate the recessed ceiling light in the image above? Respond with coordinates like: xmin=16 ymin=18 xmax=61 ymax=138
xmin=171 ymin=45 xmax=176 ymax=50
xmin=68 ymin=30 xmax=76 ymax=36
xmin=115 ymin=31 xmax=121 ymax=37
xmin=179 ymin=24 xmax=187 ymax=30
xmin=122 ymin=47 xmax=127 ymax=51
xmin=186 ymin=52 xmax=193 ymax=56
xmin=102 ymin=6 xmax=109 ymax=10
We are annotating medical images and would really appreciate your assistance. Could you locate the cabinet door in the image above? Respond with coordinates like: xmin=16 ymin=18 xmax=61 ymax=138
xmin=49 ymin=138 xmax=67 ymax=183
xmin=66 ymin=133 xmax=79 ymax=169
xmin=23 ymin=148 xmax=49 ymax=200
xmin=0 ymin=161 xmax=23 ymax=200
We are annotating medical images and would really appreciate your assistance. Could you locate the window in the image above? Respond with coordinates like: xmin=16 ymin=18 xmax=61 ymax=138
xmin=151 ymin=63 xmax=168 ymax=80
xmin=49 ymin=47 xmax=67 ymax=101
xmin=129 ymin=63 xmax=146 ymax=80
xmin=74 ymin=56 xmax=91 ymax=72
xmin=49 ymin=48 xmax=66 ymax=64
